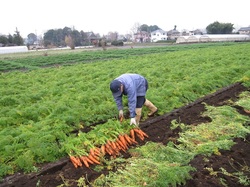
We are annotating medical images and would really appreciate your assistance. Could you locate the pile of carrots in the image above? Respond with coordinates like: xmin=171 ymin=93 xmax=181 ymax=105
xmin=69 ymin=127 xmax=149 ymax=168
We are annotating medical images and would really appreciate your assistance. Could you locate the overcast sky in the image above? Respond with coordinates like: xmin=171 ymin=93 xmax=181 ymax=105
xmin=1 ymin=0 xmax=249 ymax=38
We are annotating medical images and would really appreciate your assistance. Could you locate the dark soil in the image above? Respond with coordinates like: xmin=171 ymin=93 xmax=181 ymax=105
xmin=1 ymin=82 xmax=249 ymax=187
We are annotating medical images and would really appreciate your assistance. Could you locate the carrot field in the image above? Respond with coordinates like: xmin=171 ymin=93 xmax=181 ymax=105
xmin=0 ymin=42 xmax=250 ymax=186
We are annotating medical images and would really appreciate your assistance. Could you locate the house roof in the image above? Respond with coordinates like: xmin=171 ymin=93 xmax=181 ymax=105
xmin=238 ymin=27 xmax=250 ymax=31
xmin=151 ymin=29 xmax=166 ymax=34
xmin=167 ymin=29 xmax=180 ymax=34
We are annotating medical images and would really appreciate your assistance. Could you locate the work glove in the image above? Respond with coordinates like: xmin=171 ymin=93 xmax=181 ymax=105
xmin=130 ymin=118 xmax=137 ymax=126
xmin=119 ymin=110 xmax=124 ymax=120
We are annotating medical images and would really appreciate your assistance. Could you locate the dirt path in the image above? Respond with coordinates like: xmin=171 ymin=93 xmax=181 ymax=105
xmin=1 ymin=82 xmax=249 ymax=187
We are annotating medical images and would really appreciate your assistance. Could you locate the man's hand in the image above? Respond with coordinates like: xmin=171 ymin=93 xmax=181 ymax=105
xmin=119 ymin=110 xmax=124 ymax=120
xmin=130 ymin=118 xmax=137 ymax=126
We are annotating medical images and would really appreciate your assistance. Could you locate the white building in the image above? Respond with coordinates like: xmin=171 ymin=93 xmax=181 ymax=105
xmin=151 ymin=29 xmax=167 ymax=42
xmin=238 ymin=27 xmax=250 ymax=35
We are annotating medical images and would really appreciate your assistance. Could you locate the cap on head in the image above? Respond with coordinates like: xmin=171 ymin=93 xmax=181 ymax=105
xmin=110 ymin=80 xmax=122 ymax=97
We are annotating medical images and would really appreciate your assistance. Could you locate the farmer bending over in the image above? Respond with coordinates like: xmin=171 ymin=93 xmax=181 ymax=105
xmin=110 ymin=73 xmax=158 ymax=125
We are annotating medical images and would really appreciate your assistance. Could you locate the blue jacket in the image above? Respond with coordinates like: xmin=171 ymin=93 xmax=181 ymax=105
xmin=112 ymin=74 xmax=147 ymax=118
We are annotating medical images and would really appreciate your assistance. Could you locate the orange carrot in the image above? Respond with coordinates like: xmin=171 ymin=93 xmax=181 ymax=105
xmin=116 ymin=140 xmax=126 ymax=152
xmin=80 ymin=156 xmax=90 ymax=168
xmin=138 ymin=129 xmax=149 ymax=138
xmin=105 ymin=144 xmax=113 ymax=155
xmin=119 ymin=135 xmax=129 ymax=148
xmin=130 ymin=129 xmax=135 ymax=141
xmin=94 ymin=147 xmax=101 ymax=155
xmin=106 ymin=142 xmax=119 ymax=156
xmin=133 ymin=128 xmax=142 ymax=135
xmin=85 ymin=156 xmax=94 ymax=165
xmin=133 ymin=128 xmax=146 ymax=139
xmin=136 ymin=133 xmax=145 ymax=141
xmin=75 ymin=156 xmax=82 ymax=167
xmin=117 ymin=138 xmax=128 ymax=150
xmin=101 ymin=145 xmax=106 ymax=155
xmin=115 ymin=141 xmax=122 ymax=150
xmin=125 ymin=133 xmax=138 ymax=144
xmin=89 ymin=148 xmax=95 ymax=156
xmin=123 ymin=134 xmax=134 ymax=145
xmin=107 ymin=140 xmax=114 ymax=149
xmin=111 ymin=141 xmax=118 ymax=150
xmin=88 ymin=154 xmax=101 ymax=165
xmin=70 ymin=156 xmax=79 ymax=168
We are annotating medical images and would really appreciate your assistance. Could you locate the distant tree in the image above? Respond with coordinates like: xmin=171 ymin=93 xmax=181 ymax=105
xmin=27 ymin=33 xmax=37 ymax=45
xmin=8 ymin=34 xmax=13 ymax=44
xmin=80 ymin=30 xmax=90 ymax=45
xmin=139 ymin=24 xmax=161 ymax=33
xmin=131 ymin=22 xmax=141 ymax=34
xmin=149 ymin=25 xmax=161 ymax=32
xmin=43 ymin=29 xmax=55 ymax=47
xmin=43 ymin=26 xmax=84 ymax=47
xmin=0 ymin=35 xmax=8 ymax=46
xmin=56 ymin=29 xmax=66 ymax=46
xmin=43 ymin=29 xmax=65 ymax=47
xmin=71 ymin=30 xmax=82 ymax=46
xmin=13 ymin=28 xmax=24 ymax=46
xmin=65 ymin=35 xmax=75 ymax=49
xmin=62 ymin=27 xmax=72 ymax=37
xmin=140 ymin=24 xmax=149 ymax=32
xmin=206 ymin=21 xmax=234 ymax=34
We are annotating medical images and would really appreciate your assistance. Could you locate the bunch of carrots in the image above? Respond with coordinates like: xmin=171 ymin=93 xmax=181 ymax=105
xmin=69 ymin=127 xmax=148 ymax=168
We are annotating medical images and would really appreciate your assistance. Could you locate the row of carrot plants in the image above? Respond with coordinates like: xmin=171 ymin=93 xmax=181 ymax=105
xmin=0 ymin=42 xmax=250 ymax=179
xmin=0 ymin=42 xmax=241 ymax=71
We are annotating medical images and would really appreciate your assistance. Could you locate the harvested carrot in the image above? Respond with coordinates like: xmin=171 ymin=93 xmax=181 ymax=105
xmin=94 ymin=147 xmax=101 ymax=155
xmin=115 ymin=141 xmax=122 ymax=150
xmin=136 ymin=133 xmax=145 ymax=141
xmin=88 ymin=154 xmax=101 ymax=165
xmin=101 ymin=145 xmax=106 ymax=155
xmin=107 ymin=140 xmax=114 ymax=148
xmin=111 ymin=141 xmax=117 ymax=150
xmin=123 ymin=134 xmax=134 ymax=145
xmin=133 ymin=128 xmax=142 ymax=135
xmin=70 ymin=156 xmax=79 ymax=168
xmin=130 ymin=129 xmax=135 ymax=141
xmin=105 ymin=144 xmax=113 ymax=155
xmin=119 ymin=135 xmax=129 ymax=148
xmin=133 ymin=128 xmax=146 ymax=139
xmin=115 ymin=140 xmax=126 ymax=152
xmin=138 ymin=129 xmax=149 ymax=138
xmin=75 ymin=156 xmax=82 ymax=167
xmin=117 ymin=138 xmax=128 ymax=150
xmin=89 ymin=148 xmax=95 ymax=156
xmin=85 ymin=156 xmax=94 ymax=165
xmin=106 ymin=142 xmax=119 ymax=156
xmin=80 ymin=156 xmax=90 ymax=168
xmin=124 ymin=133 xmax=138 ymax=144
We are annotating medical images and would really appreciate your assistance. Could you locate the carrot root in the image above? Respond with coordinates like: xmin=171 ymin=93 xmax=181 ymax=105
xmin=80 ymin=156 xmax=90 ymax=168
